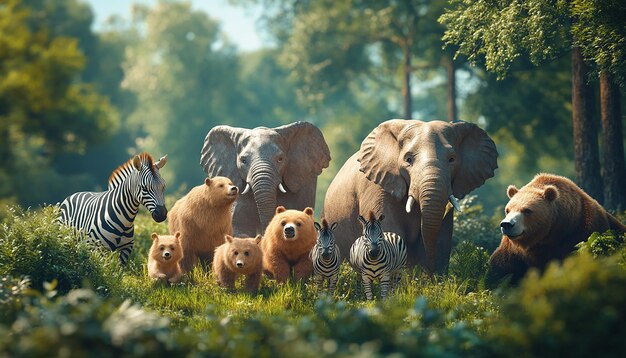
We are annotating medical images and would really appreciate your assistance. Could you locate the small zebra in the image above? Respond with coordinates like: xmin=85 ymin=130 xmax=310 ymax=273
xmin=59 ymin=153 xmax=168 ymax=265
xmin=349 ymin=211 xmax=407 ymax=300
xmin=310 ymin=218 xmax=340 ymax=296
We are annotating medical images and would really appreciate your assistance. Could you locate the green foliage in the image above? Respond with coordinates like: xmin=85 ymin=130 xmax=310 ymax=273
xmin=487 ymin=252 xmax=626 ymax=356
xmin=449 ymin=241 xmax=490 ymax=290
xmin=452 ymin=195 xmax=501 ymax=252
xmin=0 ymin=275 xmax=32 ymax=324
xmin=0 ymin=206 xmax=123 ymax=294
xmin=576 ymin=230 xmax=625 ymax=258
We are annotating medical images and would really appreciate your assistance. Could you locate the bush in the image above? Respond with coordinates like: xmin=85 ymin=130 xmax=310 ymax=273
xmin=487 ymin=252 xmax=626 ymax=357
xmin=449 ymin=241 xmax=490 ymax=290
xmin=0 ymin=206 xmax=123 ymax=294
xmin=576 ymin=230 xmax=625 ymax=258
xmin=453 ymin=196 xmax=501 ymax=252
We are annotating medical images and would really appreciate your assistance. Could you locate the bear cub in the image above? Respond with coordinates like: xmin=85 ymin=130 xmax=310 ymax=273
xmin=262 ymin=206 xmax=316 ymax=283
xmin=213 ymin=235 xmax=263 ymax=293
xmin=148 ymin=232 xmax=183 ymax=284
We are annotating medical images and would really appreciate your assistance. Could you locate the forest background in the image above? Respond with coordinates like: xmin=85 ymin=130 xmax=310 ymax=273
xmin=1 ymin=0 xmax=624 ymax=217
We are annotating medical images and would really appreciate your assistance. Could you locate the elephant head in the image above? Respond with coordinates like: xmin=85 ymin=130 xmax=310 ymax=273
xmin=358 ymin=119 xmax=498 ymax=272
xmin=200 ymin=121 xmax=331 ymax=232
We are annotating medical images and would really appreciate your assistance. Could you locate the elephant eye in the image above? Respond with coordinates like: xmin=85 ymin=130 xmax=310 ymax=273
xmin=278 ymin=156 xmax=284 ymax=162
xmin=449 ymin=156 xmax=456 ymax=163
xmin=240 ymin=157 xmax=247 ymax=164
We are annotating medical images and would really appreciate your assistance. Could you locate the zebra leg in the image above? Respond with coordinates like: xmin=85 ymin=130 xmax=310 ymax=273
xmin=315 ymin=276 xmax=324 ymax=294
xmin=362 ymin=275 xmax=374 ymax=300
xmin=380 ymin=273 xmax=391 ymax=300
xmin=119 ymin=242 xmax=134 ymax=266
xmin=328 ymin=275 xmax=338 ymax=297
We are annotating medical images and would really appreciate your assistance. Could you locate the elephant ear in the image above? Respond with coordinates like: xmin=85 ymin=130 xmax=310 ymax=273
xmin=200 ymin=125 xmax=247 ymax=185
xmin=358 ymin=119 xmax=413 ymax=200
xmin=451 ymin=121 xmax=498 ymax=198
xmin=275 ymin=121 xmax=331 ymax=192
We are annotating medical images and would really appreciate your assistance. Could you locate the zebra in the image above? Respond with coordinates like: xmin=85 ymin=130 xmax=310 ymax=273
xmin=310 ymin=218 xmax=341 ymax=296
xmin=59 ymin=153 xmax=168 ymax=265
xmin=349 ymin=211 xmax=407 ymax=300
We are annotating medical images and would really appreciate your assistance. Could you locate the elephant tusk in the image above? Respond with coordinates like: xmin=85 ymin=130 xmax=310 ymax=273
xmin=241 ymin=183 xmax=251 ymax=195
xmin=405 ymin=196 xmax=416 ymax=213
xmin=279 ymin=183 xmax=287 ymax=193
xmin=449 ymin=195 xmax=462 ymax=212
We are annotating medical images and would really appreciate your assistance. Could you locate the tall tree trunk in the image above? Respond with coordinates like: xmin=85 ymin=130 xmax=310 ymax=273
xmin=446 ymin=56 xmax=457 ymax=122
xmin=600 ymin=71 xmax=626 ymax=211
xmin=402 ymin=44 xmax=412 ymax=119
xmin=572 ymin=47 xmax=603 ymax=202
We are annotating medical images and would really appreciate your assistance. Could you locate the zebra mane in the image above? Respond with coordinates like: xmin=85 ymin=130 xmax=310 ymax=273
xmin=108 ymin=153 xmax=155 ymax=190
xmin=321 ymin=218 xmax=329 ymax=229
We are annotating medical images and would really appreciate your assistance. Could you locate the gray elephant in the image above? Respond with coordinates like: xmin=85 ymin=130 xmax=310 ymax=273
xmin=200 ymin=121 xmax=331 ymax=236
xmin=323 ymin=119 xmax=498 ymax=274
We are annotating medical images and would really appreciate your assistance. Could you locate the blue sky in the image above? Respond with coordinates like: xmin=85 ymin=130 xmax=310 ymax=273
xmin=84 ymin=0 xmax=267 ymax=52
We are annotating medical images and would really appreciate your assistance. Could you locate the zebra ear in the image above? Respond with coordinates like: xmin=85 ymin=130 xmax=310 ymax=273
xmin=314 ymin=222 xmax=321 ymax=231
xmin=133 ymin=156 xmax=142 ymax=170
xmin=254 ymin=235 xmax=262 ymax=245
xmin=358 ymin=215 xmax=366 ymax=226
xmin=151 ymin=233 xmax=159 ymax=241
xmin=330 ymin=222 xmax=338 ymax=231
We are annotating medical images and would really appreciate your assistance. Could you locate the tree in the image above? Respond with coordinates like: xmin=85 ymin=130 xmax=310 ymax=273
xmin=440 ymin=0 xmax=626 ymax=204
xmin=0 ymin=0 xmax=117 ymax=204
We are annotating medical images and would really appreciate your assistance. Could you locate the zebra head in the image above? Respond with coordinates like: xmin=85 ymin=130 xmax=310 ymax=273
xmin=358 ymin=211 xmax=385 ymax=259
xmin=314 ymin=218 xmax=338 ymax=260
xmin=133 ymin=154 xmax=168 ymax=222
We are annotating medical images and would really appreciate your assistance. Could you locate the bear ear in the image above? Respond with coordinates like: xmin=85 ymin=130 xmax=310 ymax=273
xmin=543 ymin=185 xmax=559 ymax=202
xmin=174 ymin=231 xmax=181 ymax=239
xmin=507 ymin=185 xmax=519 ymax=199
xmin=304 ymin=207 xmax=314 ymax=217
xmin=276 ymin=206 xmax=286 ymax=214
xmin=254 ymin=235 xmax=262 ymax=245
xmin=151 ymin=233 xmax=159 ymax=241
xmin=204 ymin=177 xmax=212 ymax=186
xmin=225 ymin=235 xmax=233 ymax=243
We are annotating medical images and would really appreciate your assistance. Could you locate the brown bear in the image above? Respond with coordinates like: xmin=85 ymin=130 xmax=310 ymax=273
xmin=213 ymin=234 xmax=263 ymax=292
xmin=148 ymin=232 xmax=184 ymax=284
xmin=487 ymin=173 xmax=626 ymax=285
xmin=168 ymin=176 xmax=238 ymax=273
xmin=262 ymin=206 xmax=316 ymax=283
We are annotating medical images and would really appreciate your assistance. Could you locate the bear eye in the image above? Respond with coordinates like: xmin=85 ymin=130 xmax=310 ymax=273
xmin=219 ymin=184 xmax=224 ymax=188
xmin=234 ymin=251 xmax=238 ymax=256
xmin=281 ymin=221 xmax=286 ymax=226
xmin=296 ymin=222 xmax=302 ymax=227
xmin=505 ymin=208 xmax=510 ymax=214
xmin=405 ymin=156 xmax=413 ymax=165
xmin=244 ymin=251 xmax=249 ymax=256
xmin=523 ymin=208 xmax=533 ymax=215
xmin=160 ymin=246 xmax=165 ymax=251
xmin=170 ymin=245 xmax=175 ymax=250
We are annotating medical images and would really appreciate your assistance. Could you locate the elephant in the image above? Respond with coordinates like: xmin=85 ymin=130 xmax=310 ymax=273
xmin=323 ymin=119 xmax=498 ymax=274
xmin=200 ymin=121 xmax=331 ymax=236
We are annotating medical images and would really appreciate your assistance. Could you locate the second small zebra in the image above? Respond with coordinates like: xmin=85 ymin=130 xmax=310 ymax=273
xmin=350 ymin=212 xmax=407 ymax=300
xmin=310 ymin=218 xmax=341 ymax=296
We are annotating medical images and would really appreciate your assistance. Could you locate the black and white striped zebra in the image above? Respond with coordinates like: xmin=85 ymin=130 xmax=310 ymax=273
xmin=59 ymin=153 xmax=168 ymax=265
xmin=349 ymin=211 xmax=407 ymax=300
xmin=310 ymin=218 xmax=340 ymax=295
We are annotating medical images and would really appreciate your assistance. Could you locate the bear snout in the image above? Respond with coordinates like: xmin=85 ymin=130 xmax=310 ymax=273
xmin=236 ymin=259 xmax=244 ymax=268
xmin=500 ymin=212 xmax=524 ymax=238
xmin=283 ymin=224 xmax=296 ymax=239
xmin=162 ymin=251 xmax=172 ymax=260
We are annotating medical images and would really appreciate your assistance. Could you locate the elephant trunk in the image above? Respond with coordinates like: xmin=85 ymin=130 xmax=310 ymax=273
xmin=415 ymin=174 xmax=449 ymax=274
xmin=249 ymin=160 xmax=280 ymax=234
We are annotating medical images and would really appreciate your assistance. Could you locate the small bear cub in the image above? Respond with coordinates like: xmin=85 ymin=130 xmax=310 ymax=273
xmin=148 ymin=232 xmax=184 ymax=284
xmin=213 ymin=235 xmax=263 ymax=293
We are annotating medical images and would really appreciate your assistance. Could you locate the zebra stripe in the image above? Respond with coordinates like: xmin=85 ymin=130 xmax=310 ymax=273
xmin=59 ymin=153 xmax=167 ymax=265
xmin=350 ymin=213 xmax=407 ymax=300
xmin=310 ymin=219 xmax=340 ymax=295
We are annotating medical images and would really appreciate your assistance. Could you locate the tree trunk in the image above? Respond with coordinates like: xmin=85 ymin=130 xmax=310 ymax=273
xmin=571 ymin=47 xmax=603 ymax=202
xmin=600 ymin=71 xmax=626 ymax=211
xmin=446 ymin=56 xmax=457 ymax=122
xmin=402 ymin=44 xmax=412 ymax=119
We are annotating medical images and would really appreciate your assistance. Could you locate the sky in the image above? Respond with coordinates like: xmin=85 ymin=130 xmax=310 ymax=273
xmin=84 ymin=0 xmax=267 ymax=52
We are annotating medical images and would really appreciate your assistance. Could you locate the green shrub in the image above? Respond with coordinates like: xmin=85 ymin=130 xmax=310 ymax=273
xmin=576 ymin=230 xmax=625 ymax=258
xmin=449 ymin=241 xmax=490 ymax=290
xmin=487 ymin=252 xmax=626 ymax=357
xmin=0 ymin=275 xmax=32 ymax=324
xmin=453 ymin=195 xmax=501 ymax=252
xmin=0 ymin=206 xmax=123 ymax=294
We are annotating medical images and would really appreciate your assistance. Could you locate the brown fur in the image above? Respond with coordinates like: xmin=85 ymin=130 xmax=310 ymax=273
xmin=487 ymin=173 xmax=626 ymax=285
xmin=261 ymin=206 xmax=316 ymax=283
xmin=148 ymin=232 xmax=183 ymax=284
xmin=168 ymin=176 xmax=238 ymax=273
xmin=213 ymin=235 xmax=263 ymax=292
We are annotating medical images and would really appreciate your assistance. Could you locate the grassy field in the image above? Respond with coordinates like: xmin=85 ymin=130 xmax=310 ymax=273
xmin=1 ymin=202 xmax=626 ymax=356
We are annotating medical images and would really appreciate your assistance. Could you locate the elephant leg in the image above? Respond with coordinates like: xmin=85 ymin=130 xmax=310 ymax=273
xmin=435 ymin=206 xmax=454 ymax=274
xmin=232 ymin=199 xmax=261 ymax=236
